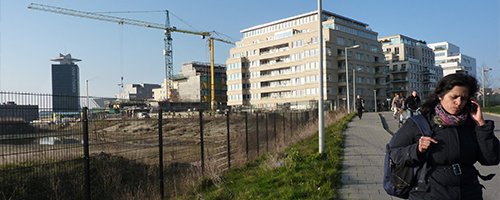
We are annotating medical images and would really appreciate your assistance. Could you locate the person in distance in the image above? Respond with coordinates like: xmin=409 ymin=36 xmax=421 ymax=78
xmin=391 ymin=93 xmax=404 ymax=119
xmin=405 ymin=90 xmax=421 ymax=117
xmin=355 ymin=95 xmax=364 ymax=119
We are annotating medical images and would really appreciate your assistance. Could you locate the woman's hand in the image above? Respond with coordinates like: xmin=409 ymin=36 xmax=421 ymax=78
xmin=469 ymin=99 xmax=485 ymax=126
xmin=418 ymin=136 xmax=438 ymax=153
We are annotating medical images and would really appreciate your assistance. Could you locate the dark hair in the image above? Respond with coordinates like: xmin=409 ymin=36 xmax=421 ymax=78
xmin=420 ymin=73 xmax=478 ymax=115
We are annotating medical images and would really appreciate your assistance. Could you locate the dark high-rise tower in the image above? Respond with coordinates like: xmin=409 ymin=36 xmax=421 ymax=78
xmin=51 ymin=53 xmax=81 ymax=112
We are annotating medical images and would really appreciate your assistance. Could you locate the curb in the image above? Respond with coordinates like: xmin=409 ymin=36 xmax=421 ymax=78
xmin=377 ymin=112 xmax=394 ymax=135
xmin=485 ymin=112 xmax=500 ymax=118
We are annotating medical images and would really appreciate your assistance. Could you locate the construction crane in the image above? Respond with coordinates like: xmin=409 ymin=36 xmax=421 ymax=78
xmin=207 ymin=36 xmax=234 ymax=110
xmin=28 ymin=3 xmax=233 ymax=107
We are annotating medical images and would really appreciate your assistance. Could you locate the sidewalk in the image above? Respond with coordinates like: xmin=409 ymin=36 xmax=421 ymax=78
xmin=338 ymin=112 xmax=398 ymax=200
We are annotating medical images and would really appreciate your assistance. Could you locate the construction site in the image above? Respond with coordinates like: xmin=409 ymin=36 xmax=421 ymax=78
xmin=27 ymin=3 xmax=234 ymax=113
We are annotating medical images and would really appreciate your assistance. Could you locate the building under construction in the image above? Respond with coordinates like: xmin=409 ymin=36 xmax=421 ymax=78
xmin=153 ymin=61 xmax=227 ymax=111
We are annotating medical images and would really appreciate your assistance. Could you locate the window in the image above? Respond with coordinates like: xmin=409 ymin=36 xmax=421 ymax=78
xmin=435 ymin=52 xmax=445 ymax=57
xmin=336 ymin=37 xmax=345 ymax=45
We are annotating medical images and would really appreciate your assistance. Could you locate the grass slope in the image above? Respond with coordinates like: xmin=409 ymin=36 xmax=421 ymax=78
xmin=187 ymin=113 xmax=355 ymax=200
xmin=484 ymin=105 xmax=500 ymax=114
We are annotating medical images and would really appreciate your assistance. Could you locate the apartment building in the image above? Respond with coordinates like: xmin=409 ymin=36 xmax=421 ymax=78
xmin=379 ymin=34 xmax=443 ymax=99
xmin=226 ymin=10 xmax=385 ymax=111
xmin=428 ymin=42 xmax=477 ymax=78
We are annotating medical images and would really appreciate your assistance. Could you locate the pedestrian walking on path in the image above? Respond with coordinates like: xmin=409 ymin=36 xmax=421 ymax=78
xmin=355 ymin=95 xmax=365 ymax=119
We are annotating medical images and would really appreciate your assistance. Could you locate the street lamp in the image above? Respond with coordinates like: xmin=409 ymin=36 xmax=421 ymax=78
xmin=86 ymin=80 xmax=89 ymax=108
xmin=345 ymin=44 xmax=360 ymax=113
xmin=317 ymin=0 xmax=325 ymax=155
xmin=85 ymin=76 xmax=98 ymax=109
xmin=352 ymin=67 xmax=362 ymax=112
xmin=481 ymin=66 xmax=493 ymax=107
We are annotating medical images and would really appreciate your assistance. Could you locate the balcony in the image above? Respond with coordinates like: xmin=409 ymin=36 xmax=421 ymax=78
xmin=390 ymin=68 xmax=408 ymax=74
xmin=259 ymin=43 xmax=290 ymax=56
xmin=422 ymin=69 xmax=432 ymax=75
xmin=391 ymin=78 xmax=408 ymax=83
xmin=388 ymin=87 xmax=408 ymax=93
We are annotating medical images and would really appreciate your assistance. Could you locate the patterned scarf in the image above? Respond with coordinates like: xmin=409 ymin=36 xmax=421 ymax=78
xmin=434 ymin=104 xmax=467 ymax=126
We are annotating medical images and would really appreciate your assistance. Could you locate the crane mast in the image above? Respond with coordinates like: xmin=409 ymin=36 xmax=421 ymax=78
xmin=28 ymin=3 xmax=233 ymax=109
xmin=163 ymin=11 xmax=174 ymax=101
xmin=28 ymin=3 xmax=210 ymax=102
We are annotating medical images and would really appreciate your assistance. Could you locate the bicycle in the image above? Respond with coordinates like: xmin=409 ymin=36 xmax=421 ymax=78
xmin=396 ymin=108 xmax=407 ymax=128
xmin=407 ymin=108 xmax=421 ymax=118
xmin=398 ymin=108 xmax=421 ymax=128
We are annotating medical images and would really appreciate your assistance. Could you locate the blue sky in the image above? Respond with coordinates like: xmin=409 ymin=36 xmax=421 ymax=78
xmin=0 ymin=0 xmax=498 ymax=97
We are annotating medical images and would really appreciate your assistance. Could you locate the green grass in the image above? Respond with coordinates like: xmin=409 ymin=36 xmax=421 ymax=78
xmin=0 ymin=153 xmax=158 ymax=200
xmin=484 ymin=105 xmax=500 ymax=114
xmin=185 ymin=113 xmax=355 ymax=200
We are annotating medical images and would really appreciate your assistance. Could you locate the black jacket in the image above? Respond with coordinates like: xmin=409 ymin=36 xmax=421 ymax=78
xmin=389 ymin=112 xmax=499 ymax=200
xmin=355 ymin=98 xmax=364 ymax=110
xmin=405 ymin=95 xmax=421 ymax=110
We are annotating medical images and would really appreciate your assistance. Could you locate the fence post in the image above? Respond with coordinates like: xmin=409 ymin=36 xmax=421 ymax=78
xmin=282 ymin=112 xmax=286 ymax=144
xmin=199 ymin=110 xmax=205 ymax=174
xmin=299 ymin=112 xmax=302 ymax=127
xmin=226 ymin=110 xmax=231 ymax=169
xmin=290 ymin=112 xmax=293 ymax=138
xmin=256 ymin=112 xmax=259 ymax=156
xmin=82 ymin=107 xmax=91 ymax=200
xmin=265 ymin=113 xmax=269 ymax=152
xmin=245 ymin=112 xmax=249 ymax=161
xmin=273 ymin=113 xmax=277 ymax=149
xmin=158 ymin=109 xmax=164 ymax=200
xmin=297 ymin=113 xmax=300 ymax=129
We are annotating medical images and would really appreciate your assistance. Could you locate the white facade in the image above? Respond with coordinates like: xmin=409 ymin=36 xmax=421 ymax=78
xmin=428 ymin=42 xmax=477 ymax=78
xmin=227 ymin=10 xmax=385 ymax=111
xmin=116 ymin=83 xmax=161 ymax=100
xmin=153 ymin=62 xmax=227 ymax=106
xmin=379 ymin=34 xmax=443 ymax=99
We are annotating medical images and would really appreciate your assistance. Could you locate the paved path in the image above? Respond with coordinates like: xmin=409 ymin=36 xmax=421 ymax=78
xmin=339 ymin=112 xmax=397 ymax=200
xmin=339 ymin=111 xmax=499 ymax=200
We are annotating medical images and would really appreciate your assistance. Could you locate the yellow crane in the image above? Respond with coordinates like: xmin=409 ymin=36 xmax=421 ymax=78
xmin=28 ymin=3 xmax=233 ymax=108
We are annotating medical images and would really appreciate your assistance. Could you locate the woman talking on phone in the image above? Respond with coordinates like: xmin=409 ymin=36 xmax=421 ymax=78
xmin=388 ymin=73 xmax=499 ymax=199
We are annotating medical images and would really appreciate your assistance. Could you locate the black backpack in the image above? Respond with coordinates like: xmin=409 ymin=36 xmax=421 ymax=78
xmin=383 ymin=114 xmax=431 ymax=199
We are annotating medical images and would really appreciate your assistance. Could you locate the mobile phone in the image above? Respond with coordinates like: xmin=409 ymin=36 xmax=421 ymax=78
xmin=468 ymin=100 xmax=478 ymax=113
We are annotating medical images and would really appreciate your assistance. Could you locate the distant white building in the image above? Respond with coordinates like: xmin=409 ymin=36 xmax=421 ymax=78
xmin=116 ymin=83 xmax=161 ymax=100
xmin=153 ymin=61 xmax=227 ymax=108
xmin=379 ymin=34 xmax=442 ymax=99
xmin=428 ymin=42 xmax=476 ymax=78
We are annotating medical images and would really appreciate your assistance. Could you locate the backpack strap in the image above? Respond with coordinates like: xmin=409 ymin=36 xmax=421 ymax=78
xmin=408 ymin=114 xmax=433 ymax=189
xmin=409 ymin=114 xmax=432 ymax=137
xmin=409 ymin=114 xmax=496 ymax=184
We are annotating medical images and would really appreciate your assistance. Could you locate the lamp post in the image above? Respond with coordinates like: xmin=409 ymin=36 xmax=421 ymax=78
xmin=85 ymin=76 xmax=98 ymax=109
xmin=86 ymin=80 xmax=89 ymax=108
xmin=481 ymin=66 xmax=493 ymax=108
xmin=345 ymin=44 xmax=360 ymax=113
xmin=352 ymin=67 xmax=362 ymax=112
xmin=374 ymin=89 xmax=378 ymax=112
xmin=317 ymin=0 xmax=325 ymax=155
